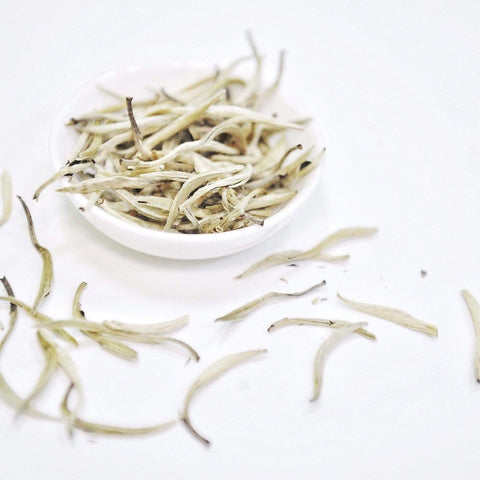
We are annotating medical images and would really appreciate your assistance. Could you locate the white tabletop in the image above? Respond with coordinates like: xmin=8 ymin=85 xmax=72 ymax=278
xmin=1 ymin=1 xmax=479 ymax=479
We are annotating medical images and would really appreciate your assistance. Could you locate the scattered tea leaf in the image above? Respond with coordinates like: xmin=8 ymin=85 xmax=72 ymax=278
xmin=337 ymin=293 xmax=438 ymax=337
xmin=461 ymin=289 xmax=480 ymax=383
xmin=86 ymin=332 xmax=139 ymax=360
xmin=181 ymin=349 xmax=267 ymax=445
xmin=0 ymin=374 xmax=58 ymax=421
xmin=216 ymin=281 xmax=326 ymax=322
xmin=236 ymin=227 xmax=378 ymax=279
xmin=267 ymin=317 xmax=376 ymax=340
xmin=17 ymin=196 xmax=53 ymax=312
xmin=0 ymin=277 xmax=17 ymax=353
xmin=0 ymin=295 xmax=77 ymax=345
xmin=37 ymin=330 xmax=83 ymax=434
xmin=103 ymin=315 xmax=189 ymax=335
xmin=61 ymin=384 xmax=176 ymax=436
xmin=17 ymin=333 xmax=59 ymax=416
xmin=311 ymin=322 xmax=369 ymax=402
xmin=72 ymin=282 xmax=138 ymax=361
xmin=0 ymin=171 xmax=12 ymax=227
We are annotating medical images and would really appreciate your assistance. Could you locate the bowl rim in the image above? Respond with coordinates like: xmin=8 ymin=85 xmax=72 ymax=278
xmin=49 ymin=62 xmax=325 ymax=245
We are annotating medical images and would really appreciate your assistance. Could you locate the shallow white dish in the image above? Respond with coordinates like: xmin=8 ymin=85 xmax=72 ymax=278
xmin=50 ymin=64 xmax=324 ymax=259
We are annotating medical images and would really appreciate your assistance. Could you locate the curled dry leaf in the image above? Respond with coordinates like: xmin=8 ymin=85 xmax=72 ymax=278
xmin=337 ymin=293 xmax=438 ymax=337
xmin=216 ymin=281 xmax=326 ymax=322
xmin=461 ymin=289 xmax=480 ymax=383
xmin=311 ymin=322 xmax=369 ymax=402
xmin=267 ymin=317 xmax=376 ymax=340
xmin=181 ymin=349 xmax=267 ymax=445
xmin=236 ymin=227 xmax=378 ymax=279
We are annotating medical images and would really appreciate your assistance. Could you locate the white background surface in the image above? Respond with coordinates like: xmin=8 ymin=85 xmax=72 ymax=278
xmin=1 ymin=1 xmax=479 ymax=479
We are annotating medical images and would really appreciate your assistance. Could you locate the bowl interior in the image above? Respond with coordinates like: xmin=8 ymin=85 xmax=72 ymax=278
xmin=50 ymin=63 xmax=324 ymax=258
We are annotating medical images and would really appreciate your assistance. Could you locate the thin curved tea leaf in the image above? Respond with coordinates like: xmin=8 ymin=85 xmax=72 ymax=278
xmin=78 ymin=131 xmax=103 ymax=158
xmin=216 ymin=281 xmax=326 ymax=322
xmin=337 ymin=293 xmax=438 ymax=337
xmin=72 ymin=282 xmax=138 ymax=360
xmin=0 ymin=171 xmax=12 ymax=227
xmin=37 ymin=330 xmax=83 ymax=434
xmin=70 ymin=284 xmax=194 ymax=359
xmin=0 ymin=278 xmax=57 ymax=421
xmin=267 ymin=317 xmax=376 ymax=340
xmin=236 ymin=227 xmax=378 ymax=279
xmin=245 ymin=30 xmax=260 ymax=61
xmin=143 ymin=89 xmax=226 ymax=151
xmin=178 ymin=164 xmax=253 ymax=213
xmin=461 ymin=289 xmax=480 ymax=382
xmin=38 ymin=319 xmax=107 ymax=334
xmin=164 ymin=165 xmax=243 ymax=230
xmin=0 ymin=374 xmax=58 ymax=421
xmin=0 ymin=295 xmax=77 ymax=345
xmin=153 ymin=337 xmax=199 ymax=362
xmin=126 ymin=97 xmax=153 ymax=159
xmin=33 ymin=161 xmax=94 ymax=200
xmin=56 ymin=176 xmax=158 ymax=194
xmin=72 ymin=281 xmax=87 ymax=320
xmin=181 ymin=349 xmax=267 ymax=445
xmin=103 ymin=315 xmax=189 ymax=335
xmin=311 ymin=322 xmax=368 ymax=402
xmin=17 ymin=333 xmax=58 ymax=416
xmin=160 ymin=87 xmax=185 ymax=105
xmin=36 ymin=317 xmax=139 ymax=359
xmin=236 ymin=249 xmax=302 ymax=279
xmin=296 ymin=227 xmax=378 ymax=260
xmin=61 ymin=384 xmax=176 ymax=436
xmin=0 ymin=277 xmax=18 ymax=353
xmin=101 ymin=332 xmax=200 ymax=362
xmin=87 ymin=332 xmax=138 ymax=360
xmin=85 ymin=331 xmax=138 ymax=360
xmin=17 ymin=196 xmax=53 ymax=311
xmin=256 ymin=50 xmax=285 ymax=106
xmin=37 ymin=317 xmax=196 ymax=359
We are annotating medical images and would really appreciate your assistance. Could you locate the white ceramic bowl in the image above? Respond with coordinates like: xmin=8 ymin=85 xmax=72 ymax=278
xmin=50 ymin=64 xmax=324 ymax=259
